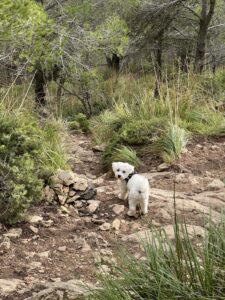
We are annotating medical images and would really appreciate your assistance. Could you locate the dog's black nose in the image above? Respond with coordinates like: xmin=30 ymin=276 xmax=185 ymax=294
xmin=118 ymin=175 xmax=121 ymax=178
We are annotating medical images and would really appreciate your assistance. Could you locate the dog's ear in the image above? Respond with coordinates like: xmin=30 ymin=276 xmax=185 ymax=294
xmin=112 ymin=162 xmax=117 ymax=171
xmin=125 ymin=163 xmax=134 ymax=173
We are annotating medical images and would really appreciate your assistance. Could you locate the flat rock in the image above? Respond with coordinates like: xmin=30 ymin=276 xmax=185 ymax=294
xmin=123 ymin=224 xmax=205 ymax=244
xmin=79 ymin=188 xmax=97 ymax=200
xmin=99 ymin=222 xmax=111 ymax=231
xmin=112 ymin=204 xmax=125 ymax=215
xmin=23 ymin=279 xmax=96 ymax=300
xmin=0 ymin=237 xmax=11 ymax=253
xmin=4 ymin=228 xmax=22 ymax=238
xmin=57 ymin=170 xmax=75 ymax=186
xmin=207 ymin=179 xmax=224 ymax=191
xmin=73 ymin=178 xmax=88 ymax=191
xmin=112 ymin=218 xmax=121 ymax=231
xmin=92 ymin=144 xmax=106 ymax=152
xmin=26 ymin=215 xmax=43 ymax=224
xmin=0 ymin=279 xmax=24 ymax=295
xmin=87 ymin=200 xmax=100 ymax=213
xmin=157 ymin=163 xmax=170 ymax=172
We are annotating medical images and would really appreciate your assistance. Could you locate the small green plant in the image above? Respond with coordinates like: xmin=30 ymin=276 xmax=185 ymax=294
xmin=151 ymin=123 xmax=189 ymax=163
xmin=91 ymin=218 xmax=225 ymax=300
xmin=69 ymin=113 xmax=90 ymax=133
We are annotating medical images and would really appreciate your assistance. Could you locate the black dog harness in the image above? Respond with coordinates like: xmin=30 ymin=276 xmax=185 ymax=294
xmin=125 ymin=172 xmax=136 ymax=183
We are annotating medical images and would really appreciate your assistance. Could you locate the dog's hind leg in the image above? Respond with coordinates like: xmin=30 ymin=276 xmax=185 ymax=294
xmin=140 ymin=194 xmax=148 ymax=215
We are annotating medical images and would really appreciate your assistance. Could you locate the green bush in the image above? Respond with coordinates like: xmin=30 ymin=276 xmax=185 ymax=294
xmin=0 ymin=112 xmax=66 ymax=224
xmin=69 ymin=113 xmax=90 ymax=133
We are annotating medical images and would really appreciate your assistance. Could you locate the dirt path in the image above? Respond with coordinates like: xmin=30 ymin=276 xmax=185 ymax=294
xmin=1 ymin=132 xmax=225 ymax=299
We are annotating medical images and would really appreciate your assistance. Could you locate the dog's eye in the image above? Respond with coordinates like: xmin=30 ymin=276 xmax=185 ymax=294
xmin=117 ymin=169 xmax=120 ymax=172
xmin=122 ymin=171 xmax=126 ymax=174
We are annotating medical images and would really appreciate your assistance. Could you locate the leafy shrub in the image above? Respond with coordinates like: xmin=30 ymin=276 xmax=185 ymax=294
xmin=69 ymin=113 xmax=90 ymax=133
xmin=0 ymin=112 xmax=66 ymax=224
xmin=120 ymin=118 xmax=164 ymax=145
xmin=68 ymin=120 xmax=80 ymax=130
xmin=91 ymin=218 xmax=225 ymax=300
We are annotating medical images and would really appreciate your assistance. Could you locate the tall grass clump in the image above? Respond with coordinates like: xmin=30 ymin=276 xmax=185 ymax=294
xmin=0 ymin=109 xmax=67 ymax=224
xmin=91 ymin=218 xmax=225 ymax=300
xmin=151 ymin=123 xmax=189 ymax=163
xmin=108 ymin=146 xmax=141 ymax=169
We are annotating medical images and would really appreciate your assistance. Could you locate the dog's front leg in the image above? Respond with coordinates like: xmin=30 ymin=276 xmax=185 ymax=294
xmin=118 ymin=180 xmax=128 ymax=200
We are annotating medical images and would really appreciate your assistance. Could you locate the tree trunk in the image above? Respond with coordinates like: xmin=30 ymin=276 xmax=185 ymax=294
xmin=154 ymin=30 xmax=164 ymax=98
xmin=194 ymin=0 xmax=216 ymax=73
xmin=106 ymin=53 xmax=121 ymax=72
xmin=34 ymin=66 xmax=46 ymax=106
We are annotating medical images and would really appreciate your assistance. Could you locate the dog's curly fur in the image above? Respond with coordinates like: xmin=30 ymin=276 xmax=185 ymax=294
xmin=112 ymin=162 xmax=150 ymax=216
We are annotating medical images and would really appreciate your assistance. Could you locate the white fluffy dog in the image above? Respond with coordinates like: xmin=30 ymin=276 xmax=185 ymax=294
xmin=112 ymin=162 xmax=150 ymax=216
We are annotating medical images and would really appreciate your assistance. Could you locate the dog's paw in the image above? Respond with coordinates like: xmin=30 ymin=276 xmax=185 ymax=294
xmin=141 ymin=209 xmax=148 ymax=215
xmin=127 ymin=210 xmax=136 ymax=217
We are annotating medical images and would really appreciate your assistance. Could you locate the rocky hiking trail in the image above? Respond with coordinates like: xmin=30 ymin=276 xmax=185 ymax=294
xmin=1 ymin=133 xmax=225 ymax=300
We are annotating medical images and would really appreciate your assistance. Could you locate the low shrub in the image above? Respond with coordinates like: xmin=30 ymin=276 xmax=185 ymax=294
xmin=0 ymin=112 xmax=66 ymax=224
xmin=69 ymin=113 xmax=90 ymax=133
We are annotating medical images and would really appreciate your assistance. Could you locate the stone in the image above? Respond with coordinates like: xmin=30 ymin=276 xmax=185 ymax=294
xmin=0 ymin=237 xmax=11 ymax=253
xmin=37 ymin=251 xmax=50 ymax=258
xmin=0 ymin=279 xmax=24 ymax=295
xmin=26 ymin=215 xmax=43 ymax=224
xmin=81 ymin=240 xmax=91 ymax=252
xmin=74 ymin=201 xmax=83 ymax=208
xmin=23 ymin=279 xmax=96 ymax=300
xmin=43 ymin=185 xmax=55 ymax=203
xmin=4 ymin=228 xmax=22 ymax=238
xmin=123 ymin=225 xmax=205 ymax=244
xmin=30 ymin=226 xmax=38 ymax=234
xmin=51 ymin=183 xmax=64 ymax=195
xmin=29 ymin=261 xmax=42 ymax=270
xmin=87 ymin=200 xmax=100 ymax=213
xmin=79 ymin=188 xmax=97 ymax=200
xmin=58 ymin=195 xmax=67 ymax=205
xmin=66 ymin=195 xmax=80 ymax=204
xmin=112 ymin=218 xmax=121 ymax=231
xmin=99 ymin=264 xmax=110 ymax=274
xmin=69 ymin=190 xmax=76 ymax=197
xmin=73 ymin=177 xmax=88 ymax=191
xmin=112 ymin=204 xmax=125 ymax=215
xmin=157 ymin=163 xmax=170 ymax=172
xmin=49 ymin=175 xmax=62 ymax=185
xmin=157 ymin=208 xmax=171 ymax=221
xmin=60 ymin=206 xmax=70 ymax=214
xmin=207 ymin=179 xmax=224 ymax=191
xmin=57 ymin=170 xmax=75 ymax=186
xmin=92 ymin=144 xmax=106 ymax=152
xmin=175 ymin=173 xmax=187 ymax=184
xmin=99 ymin=222 xmax=111 ymax=231
xmin=58 ymin=246 xmax=67 ymax=252
xmin=40 ymin=219 xmax=54 ymax=227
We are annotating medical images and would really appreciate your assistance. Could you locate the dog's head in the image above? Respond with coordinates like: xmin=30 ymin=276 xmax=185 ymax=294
xmin=112 ymin=162 xmax=135 ymax=180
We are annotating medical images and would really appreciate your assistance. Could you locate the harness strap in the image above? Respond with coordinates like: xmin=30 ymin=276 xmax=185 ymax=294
xmin=125 ymin=172 xmax=136 ymax=183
